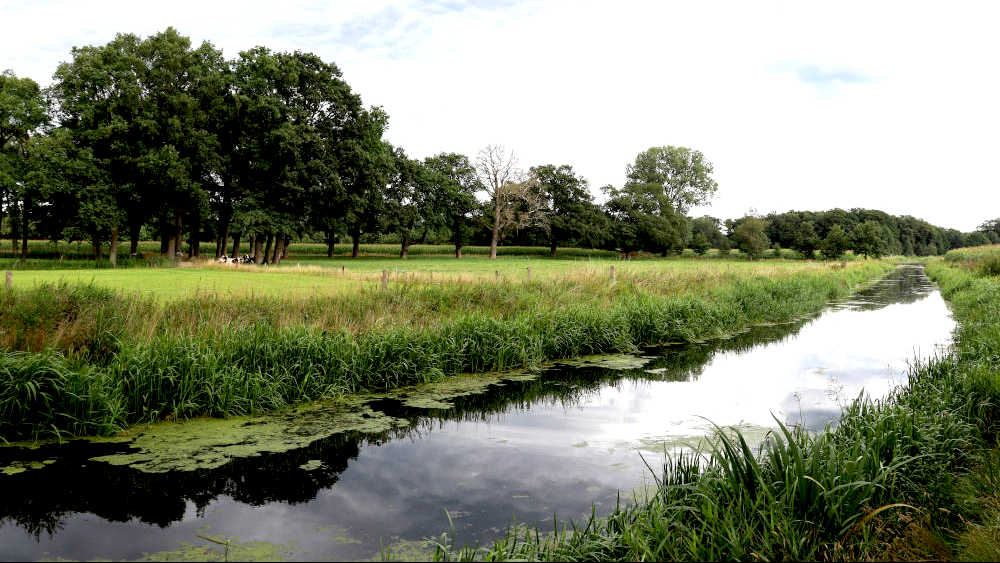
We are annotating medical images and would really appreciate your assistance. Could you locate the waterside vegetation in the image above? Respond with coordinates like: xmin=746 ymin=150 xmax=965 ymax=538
xmin=0 ymin=259 xmax=891 ymax=441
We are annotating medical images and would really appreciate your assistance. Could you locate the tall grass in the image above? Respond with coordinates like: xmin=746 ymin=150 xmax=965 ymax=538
xmin=0 ymin=261 xmax=890 ymax=440
xmin=427 ymin=248 xmax=1000 ymax=561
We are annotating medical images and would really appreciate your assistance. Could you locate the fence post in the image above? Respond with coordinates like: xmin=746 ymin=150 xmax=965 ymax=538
xmin=526 ymin=267 xmax=531 ymax=282
xmin=495 ymin=270 xmax=500 ymax=281
xmin=341 ymin=265 xmax=345 ymax=274
xmin=610 ymin=265 xmax=615 ymax=282
xmin=381 ymin=269 xmax=388 ymax=290
xmin=4 ymin=271 xmax=11 ymax=291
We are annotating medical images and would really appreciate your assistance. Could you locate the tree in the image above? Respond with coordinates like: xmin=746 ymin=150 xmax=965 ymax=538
xmin=603 ymin=184 xmax=687 ymax=255
xmin=339 ymin=110 xmax=392 ymax=258
xmin=791 ymin=221 xmax=819 ymax=259
xmin=386 ymin=149 xmax=443 ymax=259
xmin=979 ymin=218 xmax=1000 ymax=242
xmin=690 ymin=232 xmax=710 ymax=255
xmin=531 ymin=164 xmax=607 ymax=256
xmin=690 ymin=216 xmax=727 ymax=250
xmin=821 ymin=224 xmax=850 ymax=260
xmin=732 ymin=216 xmax=770 ymax=260
xmin=852 ymin=220 xmax=885 ymax=258
xmin=964 ymin=231 xmax=991 ymax=247
xmin=625 ymin=146 xmax=718 ymax=214
xmin=0 ymin=71 xmax=49 ymax=260
xmin=476 ymin=145 xmax=518 ymax=259
xmin=424 ymin=153 xmax=480 ymax=258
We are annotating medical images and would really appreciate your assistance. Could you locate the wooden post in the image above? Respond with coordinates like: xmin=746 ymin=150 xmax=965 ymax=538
xmin=495 ymin=270 xmax=500 ymax=280
xmin=381 ymin=269 xmax=388 ymax=290
xmin=526 ymin=267 xmax=531 ymax=282
xmin=341 ymin=265 xmax=345 ymax=274
xmin=4 ymin=271 xmax=11 ymax=291
xmin=610 ymin=265 xmax=615 ymax=282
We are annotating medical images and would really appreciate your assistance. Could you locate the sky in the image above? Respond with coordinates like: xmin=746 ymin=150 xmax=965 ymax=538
xmin=3 ymin=0 xmax=998 ymax=231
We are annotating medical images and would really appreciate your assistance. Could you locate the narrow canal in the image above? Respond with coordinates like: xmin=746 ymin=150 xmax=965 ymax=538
xmin=0 ymin=265 xmax=954 ymax=561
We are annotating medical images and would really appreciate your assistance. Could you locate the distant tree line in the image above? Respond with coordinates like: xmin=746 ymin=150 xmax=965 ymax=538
xmin=0 ymin=28 xmax=720 ymax=263
xmin=0 ymin=28 xmax=993 ymax=263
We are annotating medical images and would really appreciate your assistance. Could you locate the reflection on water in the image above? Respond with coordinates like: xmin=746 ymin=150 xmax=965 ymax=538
xmin=0 ymin=266 xmax=954 ymax=561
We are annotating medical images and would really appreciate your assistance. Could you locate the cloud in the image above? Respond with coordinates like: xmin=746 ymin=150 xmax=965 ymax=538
xmin=3 ymin=0 xmax=1000 ymax=231
xmin=794 ymin=64 xmax=872 ymax=87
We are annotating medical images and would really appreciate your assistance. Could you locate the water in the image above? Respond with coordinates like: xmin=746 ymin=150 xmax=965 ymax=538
xmin=0 ymin=265 xmax=955 ymax=561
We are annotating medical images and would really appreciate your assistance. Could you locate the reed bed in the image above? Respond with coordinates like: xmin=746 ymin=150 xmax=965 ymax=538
xmin=0 ymin=260 xmax=890 ymax=440
xmin=429 ymin=249 xmax=1000 ymax=561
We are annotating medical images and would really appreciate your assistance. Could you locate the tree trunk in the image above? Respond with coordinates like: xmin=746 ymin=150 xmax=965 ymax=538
xmin=549 ymin=237 xmax=558 ymax=258
xmin=454 ymin=216 xmax=463 ymax=259
xmin=129 ymin=219 xmax=141 ymax=256
xmin=262 ymin=234 xmax=273 ymax=264
xmin=351 ymin=231 xmax=360 ymax=258
xmin=400 ymin=232 xmax=409 ymax=259
xmin=173 ymin=212 xmax=184 ymax=259
xmin=326 ymin=232 xmax=336 ymax=257
xmin=231 ymin=232 xmax=241 ymax=257
xmin=489 ymin=196 xmax=501 ymax=259
xmin=10 ymin=203 xmax=20 ymax=253
xmin=190 ymin=212 xmax=200 ymax=258
xmin=253 ymin=236 xmax=263 ymax=264
xmin=159 ymin=216 xmax=169 ymax=255
xmin=20 ymin=197 xmax=29 ymax=261
xmin=216 ymin=190 xmax=232 ymax=258
xmin=110 ymin=226 xmax=119 ymax=267
xmin=271 ymin=233 xmax=283 ymax=265
xmin=282 ymin=236 xmax=289 ymax=259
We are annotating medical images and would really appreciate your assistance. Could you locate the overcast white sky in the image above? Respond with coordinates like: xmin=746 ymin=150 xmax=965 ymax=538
xmin=3 ymin=0 xmax=998 ymax=231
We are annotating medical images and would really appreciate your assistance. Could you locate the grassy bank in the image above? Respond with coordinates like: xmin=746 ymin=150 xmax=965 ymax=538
xmin=0 ymin=259 xmax=890 ymax=441
xmin=430 ymin=250 xmax=1000 ymax=561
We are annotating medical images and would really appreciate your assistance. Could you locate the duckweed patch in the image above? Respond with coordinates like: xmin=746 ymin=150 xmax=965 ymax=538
xmin=554 ymin=354 xmax=652 ymax=371
xmin=89 ymin=402 xmax=403 ymax=473
xmin=135 ymin=538 xmax=293 ymax=562
xmin=1 ymin=458 xmax=55 ymax=476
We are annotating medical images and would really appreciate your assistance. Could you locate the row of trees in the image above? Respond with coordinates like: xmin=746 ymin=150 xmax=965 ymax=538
xmin=1 ymin=28 xmax=992 ymax=263
xmin=0 ymin=28 xmax=721 ymax=263
xmin=685 ymin=209 xmax=996 ymax=260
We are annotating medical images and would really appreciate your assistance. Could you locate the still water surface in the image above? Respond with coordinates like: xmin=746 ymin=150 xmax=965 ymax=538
xmin=0 ymin=265 xmax=954 ymax=560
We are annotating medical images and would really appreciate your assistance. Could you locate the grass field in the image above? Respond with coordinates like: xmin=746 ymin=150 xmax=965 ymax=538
xmin=5 ymin=256 xmax=856 ymax=300
xmin=0 ymin=239 xmax=842 ymax=269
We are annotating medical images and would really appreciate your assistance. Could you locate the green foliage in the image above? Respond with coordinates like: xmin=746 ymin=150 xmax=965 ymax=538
xmin=531 ymin=164 xmax=609 ymax=255
xmin=791 ymin=220 xmax=819 ymax=258
xmin=731 ymin=216 xmax=770 ymax=260
xmin=821 ymin=224 xmax=850 ymax=260
xmin=689 ymin=232 xmax=710 ymax=255
xmin=625 ymin=146 xmax=718 ymax=214
xmin=603 ymin=184 xmax=688 ymax=255
xmin=852 ymin=220 xmax=886 ymax=258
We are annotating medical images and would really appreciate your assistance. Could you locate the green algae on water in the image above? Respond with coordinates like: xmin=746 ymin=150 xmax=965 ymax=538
xmin=134 ymin=538 xmax=294 ymax=562
xmin=384 ymin=370 xmax=541 ymax=411
xmin=1 ymin=458 xmax=55 ymax=476
xmin=554 ymin=354 xmax=652 ymax=371
xmin=89 ymin=402 xmax=404 ymax=474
